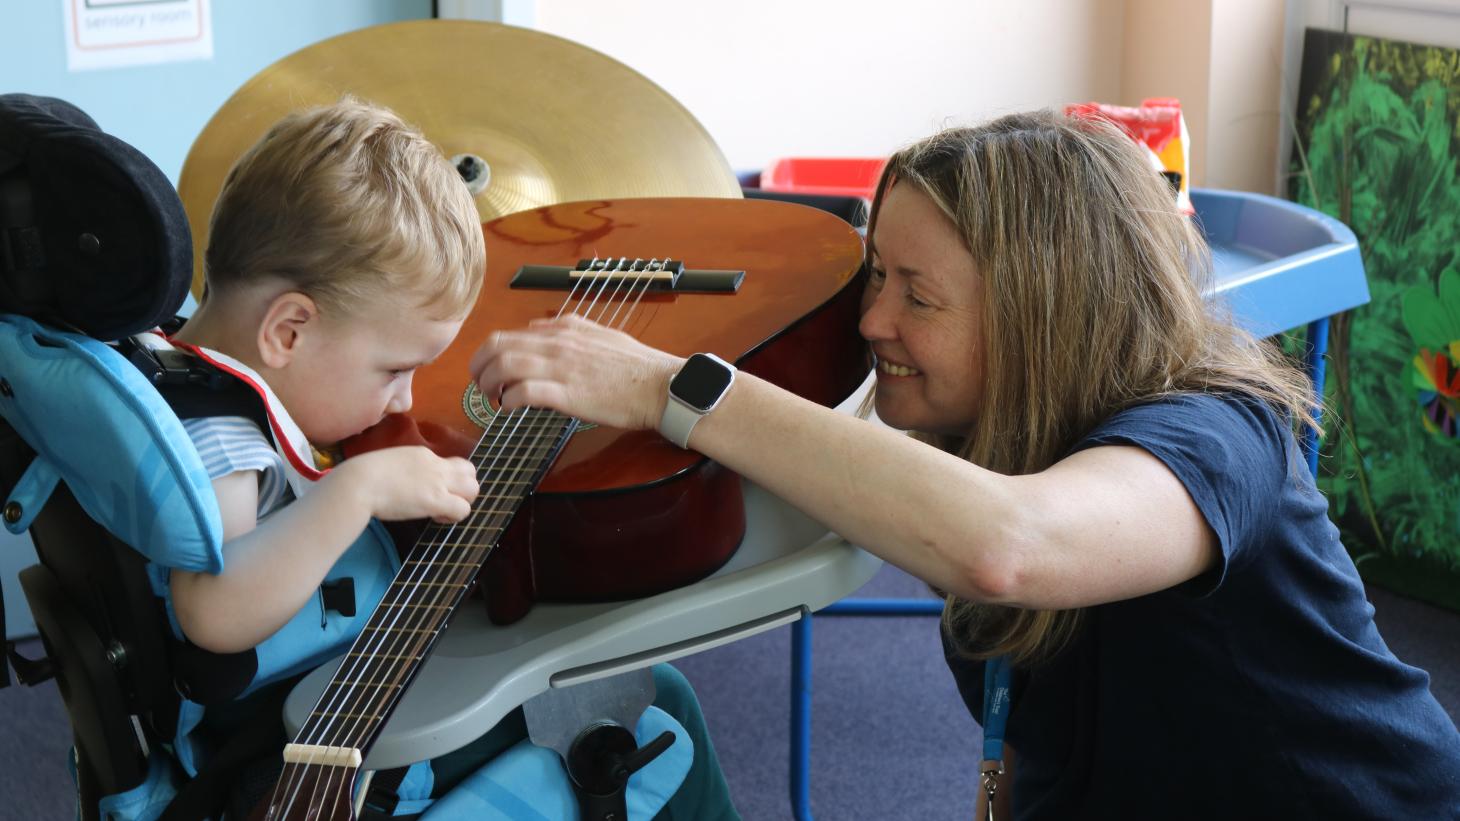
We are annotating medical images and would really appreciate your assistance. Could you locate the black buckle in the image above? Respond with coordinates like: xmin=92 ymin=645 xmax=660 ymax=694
xmin=124 ymin=340 xmax=227 ymax=389
xmin=320 ymin=578 xmax=356 ymax=618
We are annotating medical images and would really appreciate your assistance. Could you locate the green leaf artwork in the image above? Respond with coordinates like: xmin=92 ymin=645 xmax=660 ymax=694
xmin=1403 ymin=267 xmax=1460 ymax=440
xmin=1291 ymin=29 xmax=1460 ymax=610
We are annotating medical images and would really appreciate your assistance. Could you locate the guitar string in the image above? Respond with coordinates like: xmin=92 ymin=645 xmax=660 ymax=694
xmin=277 ymin=257 xmax=662 ymax=818
xmin=273 ymin=267 xmax=603 ymax=819
xmin=277 ymin=266 xmax=605 ymax=819
xmin=302 ymin=258 xmax=645 ymax=806
xmin=305 ymin=259 xmax=661 ymax=811
xmin=304 ymin=258 xmax=662 ymax=746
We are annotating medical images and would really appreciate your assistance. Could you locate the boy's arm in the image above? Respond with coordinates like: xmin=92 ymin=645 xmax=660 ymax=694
xmin=170 ymin=446 xmax=478 ymax=654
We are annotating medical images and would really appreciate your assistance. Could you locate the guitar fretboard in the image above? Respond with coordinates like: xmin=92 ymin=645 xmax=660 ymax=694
xmin=292 ymin=405 xmax=577 ymax=753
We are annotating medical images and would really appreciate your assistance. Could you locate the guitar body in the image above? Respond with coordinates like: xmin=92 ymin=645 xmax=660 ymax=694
xmin=345 ymin=197 xmax=869 ymax=624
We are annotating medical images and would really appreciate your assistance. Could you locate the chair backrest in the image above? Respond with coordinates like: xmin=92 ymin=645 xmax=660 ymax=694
xmin=0 ymin=92 xmax=198 ymax=804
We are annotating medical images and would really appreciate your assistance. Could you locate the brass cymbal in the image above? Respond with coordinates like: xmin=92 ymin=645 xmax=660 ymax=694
xmin=178 ymin=19 xmax=740 ymax=298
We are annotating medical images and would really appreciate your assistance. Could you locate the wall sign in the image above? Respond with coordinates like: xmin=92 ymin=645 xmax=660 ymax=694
xmin=62 ymin=0 xmax=213 ymax=72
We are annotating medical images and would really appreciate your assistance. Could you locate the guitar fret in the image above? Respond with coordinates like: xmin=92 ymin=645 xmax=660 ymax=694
xmin=388 ymin=579 xmax=466 ymax=589
xmin=310 ymin=710 xmax=382 ymax=720
xmin=400 ymin=559 xmax=476 ymax=569
xmin=347 ymin=650 xmax=420 ymax=661
xmin=297 ymin=412 xmax=578 ymax=755
xmin=361 ymin=625 xmax=437 ymax=635
xmin=327 ymin=679 xmax=402 ymax=690
xmin=445 ymin=520 xmax=508 ymax=531
xmin=475 ymin=440 xmax=553 ymax=452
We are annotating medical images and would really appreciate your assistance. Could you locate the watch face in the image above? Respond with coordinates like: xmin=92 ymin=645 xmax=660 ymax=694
xmin=670 ymin=353 xmax=734 ymax=412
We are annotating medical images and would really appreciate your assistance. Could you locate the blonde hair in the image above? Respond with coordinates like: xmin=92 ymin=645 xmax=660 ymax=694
xmin=866 ymin=111 xmax=1318 ymax=666
xmin=203 ymin=96 xmax=484 ymax=320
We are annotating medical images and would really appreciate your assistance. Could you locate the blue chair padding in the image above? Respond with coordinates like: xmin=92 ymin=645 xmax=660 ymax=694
xmin=84 ymin=749 xmax=182 ymax=821
xmin=0 ymin=313 xmax=222 ymax=573
xmin=421 ymin=706 xmax=693 ymax=821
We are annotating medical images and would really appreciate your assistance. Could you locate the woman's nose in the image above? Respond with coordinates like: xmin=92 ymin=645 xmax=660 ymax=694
xmin=858 ymin=286 xmax=898 ymax=342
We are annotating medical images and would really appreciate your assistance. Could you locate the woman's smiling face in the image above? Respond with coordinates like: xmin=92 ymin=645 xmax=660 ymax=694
xmin=858 ymin=183 xmax=985 ymax=436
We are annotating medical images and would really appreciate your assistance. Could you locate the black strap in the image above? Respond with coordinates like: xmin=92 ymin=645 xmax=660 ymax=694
xmin=358 ymin=765 xmax=414 ymax=819
xmin=157 ymin=680 xmax=294 ymax=821
xmin=122 ymin=337 xmax=272 ymax=438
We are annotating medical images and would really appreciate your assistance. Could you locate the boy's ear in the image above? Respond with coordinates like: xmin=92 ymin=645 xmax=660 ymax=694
xmin=257 ymin=291 xmax=319 ymax=369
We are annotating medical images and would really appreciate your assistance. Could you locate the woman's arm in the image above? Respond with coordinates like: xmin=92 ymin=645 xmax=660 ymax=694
xmin=171 ymin=446 xmax=479 ymax=654
xmin=690 ymin=373 xmax=1217 ymax=609
xmin=472 ymin=317 xmax=1217 ymax=610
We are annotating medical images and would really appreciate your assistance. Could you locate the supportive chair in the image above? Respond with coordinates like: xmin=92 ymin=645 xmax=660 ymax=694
xmin=0 ymin=94 xmax=703 ymax=821
xmin=0 ymin=92 xmax=210 ymax=819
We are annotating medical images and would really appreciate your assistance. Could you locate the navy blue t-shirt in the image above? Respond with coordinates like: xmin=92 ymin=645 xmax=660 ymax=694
xmin=942 ymin=393 xmax=1460 ymax=819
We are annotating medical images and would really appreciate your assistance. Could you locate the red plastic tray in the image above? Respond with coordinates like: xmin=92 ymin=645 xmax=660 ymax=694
xmin=759 ymin=157 xmax=887 ymax=200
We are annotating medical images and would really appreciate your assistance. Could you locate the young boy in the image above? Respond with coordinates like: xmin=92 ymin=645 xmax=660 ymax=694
xmin=169 ymin=97 xmax=482 ymax=654
xmin=162 ymin=97 xmax=738 ymax=819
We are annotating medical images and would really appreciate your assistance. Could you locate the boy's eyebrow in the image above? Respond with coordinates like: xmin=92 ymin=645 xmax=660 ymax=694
xmin=384 ymin=355 xmax=438 ymax=371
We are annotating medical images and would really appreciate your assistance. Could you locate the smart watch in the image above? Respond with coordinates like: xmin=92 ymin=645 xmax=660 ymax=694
xmin=659 ymin=352 xmax=737 ymax=449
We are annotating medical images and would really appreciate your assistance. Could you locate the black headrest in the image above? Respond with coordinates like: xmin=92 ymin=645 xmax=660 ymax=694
xmin=0 ymin=94 xmax=191 ymax=341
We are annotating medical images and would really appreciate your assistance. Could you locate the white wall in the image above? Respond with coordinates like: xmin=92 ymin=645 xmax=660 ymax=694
xmin=1208 ymin=0 xmax=1287 ymax=194
xmin=1120 ymin=0 xmax=1214 ymax=185
xmin=534 ymin=0 xmax=1126 ymax=171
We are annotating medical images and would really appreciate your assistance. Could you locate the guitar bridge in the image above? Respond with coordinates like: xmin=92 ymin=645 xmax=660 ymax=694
xmin=510 ymin=257 xmax=743 ymax=293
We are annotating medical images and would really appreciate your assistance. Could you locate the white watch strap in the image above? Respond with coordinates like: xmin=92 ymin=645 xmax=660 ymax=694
xmin=659 ymin=395 xmax=700 ymax=450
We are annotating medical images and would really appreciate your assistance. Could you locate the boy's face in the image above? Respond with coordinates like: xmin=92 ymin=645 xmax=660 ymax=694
xmin=279 ymin=298 xmax=466 ymax=446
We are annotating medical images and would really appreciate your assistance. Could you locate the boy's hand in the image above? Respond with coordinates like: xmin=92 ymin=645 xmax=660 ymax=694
xmin=339 ymin=446 xmax=479 ymax=523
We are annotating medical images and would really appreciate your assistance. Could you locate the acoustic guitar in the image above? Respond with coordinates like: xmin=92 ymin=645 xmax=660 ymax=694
xmin=248 ymin=197 xmax=867 ymax=819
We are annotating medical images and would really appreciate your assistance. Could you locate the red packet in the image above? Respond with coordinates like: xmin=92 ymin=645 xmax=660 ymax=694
xmin=1066 ymin=98 xmax=1193 ymax=215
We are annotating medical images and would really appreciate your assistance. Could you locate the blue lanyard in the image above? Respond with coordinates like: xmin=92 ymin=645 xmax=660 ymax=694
xmin=981 ymin=654 xmax=1011 ymax=763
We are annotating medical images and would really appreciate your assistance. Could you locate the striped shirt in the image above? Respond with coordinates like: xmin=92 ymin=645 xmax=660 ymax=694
xmin=181 ymin=415 xmax=292 ymax=519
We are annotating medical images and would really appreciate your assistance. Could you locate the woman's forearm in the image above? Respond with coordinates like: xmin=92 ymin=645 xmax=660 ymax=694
xmin=687 ymin=372 xmax=1028 ymax=601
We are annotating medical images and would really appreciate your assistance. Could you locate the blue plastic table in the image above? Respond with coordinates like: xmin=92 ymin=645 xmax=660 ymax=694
xmin=791 ymin=188 xmax=1371 ymax=820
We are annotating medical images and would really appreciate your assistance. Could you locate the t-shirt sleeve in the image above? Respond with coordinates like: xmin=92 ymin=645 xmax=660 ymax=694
xmin=180 ymin=415 xmax=288 ymax=518
xmin=1070 ymin=394 xmax=1294 ymax=596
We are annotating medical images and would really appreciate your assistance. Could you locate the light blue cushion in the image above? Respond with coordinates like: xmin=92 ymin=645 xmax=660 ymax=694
xmin=420 ymin=706 xmax=693 ymax=820
xmin=87 ymin=749 xmax=182 ymax=821
xmin=0 ymin=314 xmax=222 ymax=573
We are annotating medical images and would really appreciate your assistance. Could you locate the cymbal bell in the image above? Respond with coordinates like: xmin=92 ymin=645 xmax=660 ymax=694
xmin=177 ymin=19 xmax=740 ymax=298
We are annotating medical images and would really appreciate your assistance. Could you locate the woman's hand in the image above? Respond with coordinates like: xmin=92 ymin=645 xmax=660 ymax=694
xmin=468 ymin=314 xmax=684 ymax=432
xmin=335 ymin=446 xmax=479 ymax=523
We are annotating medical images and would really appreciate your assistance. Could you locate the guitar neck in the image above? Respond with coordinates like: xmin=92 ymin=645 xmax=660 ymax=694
xmin=292 ymin=406 xmax=577 ymax=757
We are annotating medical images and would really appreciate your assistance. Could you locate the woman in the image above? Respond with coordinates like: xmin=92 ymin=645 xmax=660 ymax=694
xmin=470 ymin=111 xmax=1460 ymax=818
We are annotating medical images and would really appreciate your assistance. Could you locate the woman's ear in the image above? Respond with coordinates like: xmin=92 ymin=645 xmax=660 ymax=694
xmin=257 ymin=291 xmax=319 ymax=369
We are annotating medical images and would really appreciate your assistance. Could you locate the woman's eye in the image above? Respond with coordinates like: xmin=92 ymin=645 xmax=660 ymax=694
xmin=906 ymin=291 xmax=930 ymax=308
xmin=868 ymin=267 xmax=886 ymax=285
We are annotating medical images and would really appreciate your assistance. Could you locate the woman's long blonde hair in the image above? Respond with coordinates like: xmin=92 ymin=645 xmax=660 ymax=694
xmin=866 ymin=111 xmax=1318 ymax=666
